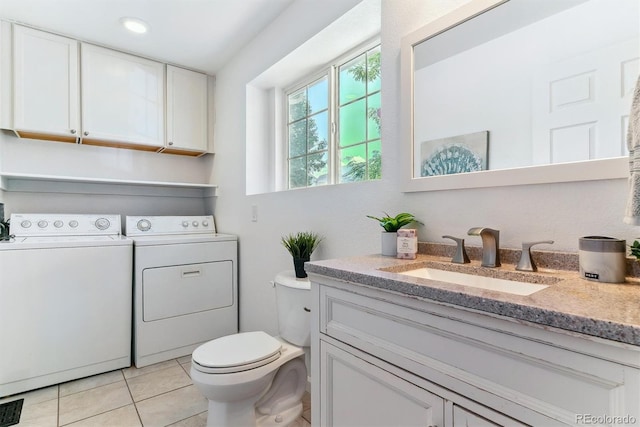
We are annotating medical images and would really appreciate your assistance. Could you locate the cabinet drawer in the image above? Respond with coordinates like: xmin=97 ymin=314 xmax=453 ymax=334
xmin=319 ymin=284 xmax=637 ymax=425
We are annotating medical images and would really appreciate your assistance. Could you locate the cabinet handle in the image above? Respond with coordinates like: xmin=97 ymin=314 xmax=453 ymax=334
xmin=168 ymin=141 xmax=174 ymax=146
xmin=70 ymin=129 xmax=77 ymax=134
xmin=83 ymin=131 xmax=89 ymax=136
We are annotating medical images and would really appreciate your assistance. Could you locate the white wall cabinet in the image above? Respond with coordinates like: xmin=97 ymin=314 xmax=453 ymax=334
xmin=12 ymin=25 xmax=79 ymax=143
xmin=80 ymin=43 xmax=164 ymax=151
xmin=2 ymin=23 xmax=211 ymax=156
xmin=165 ymin=65 xmax=208 ymax=155
xmin=311 ymin=275 xmax=640 ymax=427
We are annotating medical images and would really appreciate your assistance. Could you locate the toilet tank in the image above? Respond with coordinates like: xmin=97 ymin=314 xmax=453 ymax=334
xmin=274 ymin=270 xmax=311 ymax=347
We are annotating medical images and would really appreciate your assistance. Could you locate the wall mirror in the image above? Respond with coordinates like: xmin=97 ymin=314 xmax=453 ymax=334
xmin=401 ymin=0 xmax=638 ymax=192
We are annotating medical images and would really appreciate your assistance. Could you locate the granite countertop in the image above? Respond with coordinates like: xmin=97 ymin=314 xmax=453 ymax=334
xmin=305 ymin=253 xmax=640 ymax=346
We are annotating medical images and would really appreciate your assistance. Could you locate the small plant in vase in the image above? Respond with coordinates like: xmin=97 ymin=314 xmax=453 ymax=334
xmin=367 ymin=212 xmax=422 ymax=256
xmin=281 ymin=231 xmax=323 ymax=278
xmin=0 ymin=219 xmax=10 ymax=241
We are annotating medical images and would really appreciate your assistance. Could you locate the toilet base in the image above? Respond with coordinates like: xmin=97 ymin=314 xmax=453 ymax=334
xmin=256 ymin=402 xmax=303 ymax=427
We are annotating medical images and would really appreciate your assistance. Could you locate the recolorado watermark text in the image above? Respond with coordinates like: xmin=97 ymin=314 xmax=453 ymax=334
xmin=576 ymin=414 xmax=637 ymax=425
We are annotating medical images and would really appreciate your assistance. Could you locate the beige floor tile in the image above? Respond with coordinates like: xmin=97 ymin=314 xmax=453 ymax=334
xmin=302 ymin=408 xmax=311 ymax=423
xmin=302 ymin=391 xmax=311 ymax=412
xmin=176 ymin=355 xmax=192 ymax=365
xmin=180 ymin=361 xmax=192 ymax=377
xmin=15 ymin=397 xmax=58 ymax=427
xmin=289 ymin=418 xmax=311 ymax=427
xmin=64 ymin=404 xmax=142 ymax=427
xmin=122 ymin=360 xmax=179 ymax=380
xmin=0 ymin=385 xmax=58 ymax=406
xmin=166 ymin=411 xmax=207 ymax=427
xmin=126 ymin=365 xmax=192 ymax=402
xmin=59 ymin=370 xmax=124 ymax=397
xmin=58 ymin=380 xmax=132 ymax=426
xmin=135 ymin=385 xmax=207 ymax=427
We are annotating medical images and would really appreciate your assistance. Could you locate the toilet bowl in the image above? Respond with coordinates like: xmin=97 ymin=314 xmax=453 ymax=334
xmin=191 ymin=271 xmax=310 ymax=427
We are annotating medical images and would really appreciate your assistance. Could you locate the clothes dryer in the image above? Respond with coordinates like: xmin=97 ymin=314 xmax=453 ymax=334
xmin=125 ymin=216 xmax=238 ymax=367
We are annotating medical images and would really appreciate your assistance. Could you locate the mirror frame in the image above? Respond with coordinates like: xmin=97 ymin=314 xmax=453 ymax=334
xmin=400 ymin=0 xmax=628 ymax=192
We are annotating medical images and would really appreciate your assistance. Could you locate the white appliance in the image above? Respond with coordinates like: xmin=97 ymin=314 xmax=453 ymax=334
xmin=190 ymin=271 xmax=310 ymax=427
xmin=125 ymin=215 xmax=238 ymax=368
xmin=0 ymin=213 xmax=132 ymax=397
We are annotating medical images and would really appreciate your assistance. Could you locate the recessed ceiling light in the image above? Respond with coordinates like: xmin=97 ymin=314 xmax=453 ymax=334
xmin=120 ymin=17 xmax=149 ymax=34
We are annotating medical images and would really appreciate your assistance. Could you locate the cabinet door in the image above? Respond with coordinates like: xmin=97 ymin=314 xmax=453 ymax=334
xmin=13 ymin=25 xmax=79 ymax=142
xmin=81 ymin=43 xmax=164 ymax=149
xmin=452 ymin=405 xmax=528 ymax=427
xmin=320 ymin=340 xmax=444 ymax=427
xmin=166 ymin=65 xmax=208 ymax=154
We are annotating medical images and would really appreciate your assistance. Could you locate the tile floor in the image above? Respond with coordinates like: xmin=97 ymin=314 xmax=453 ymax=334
xmin=0 ymin=356 xmax=311 ymax=427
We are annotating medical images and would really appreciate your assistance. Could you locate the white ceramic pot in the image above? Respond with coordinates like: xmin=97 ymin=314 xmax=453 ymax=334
xmin=381 ymin=231 xmax=397 ymax=256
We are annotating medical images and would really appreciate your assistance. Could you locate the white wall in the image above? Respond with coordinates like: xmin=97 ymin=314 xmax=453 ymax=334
xmin=212 ymin=0 xmax=638 ymax=335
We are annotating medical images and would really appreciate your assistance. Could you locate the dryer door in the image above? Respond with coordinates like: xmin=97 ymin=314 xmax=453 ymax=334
xmin=142 ymin=260 xmax=233 ymax=321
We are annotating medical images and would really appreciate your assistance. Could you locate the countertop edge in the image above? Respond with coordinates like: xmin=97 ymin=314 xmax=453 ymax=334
xmin=305 ymin=261 xmax=640 ymax=347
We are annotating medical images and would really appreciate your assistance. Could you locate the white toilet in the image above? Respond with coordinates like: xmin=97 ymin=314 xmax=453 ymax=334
xmin=191 ymin=271 xmax=311 ymax=427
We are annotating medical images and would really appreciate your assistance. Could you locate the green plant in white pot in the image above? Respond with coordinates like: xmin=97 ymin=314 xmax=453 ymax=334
xmin=367 ymin=212 xmax=422 ymax=256
xmin=281 ymin=231 xmax=323 ymax=278
xmin=0 ymin=219 xmax=10 ymax=241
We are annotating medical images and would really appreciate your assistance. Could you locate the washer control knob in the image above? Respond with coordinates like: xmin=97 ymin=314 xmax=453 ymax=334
xmin=202 ymin=220 xmax=209 ymax=227
xmin=182 ymin=220 xmax=189 ymax=228
xmin=69 ymin=220 xmax=79 ymax=228
xmin=137 ymin=219 xmax=152 ymax=232
xmin=54 ymin=220 xmax=64 ymax=228
xmin=37 ymin=220 xmax=48 ymax=228
xmin=21 ymin=220 xmax=32 ymax=228
xmin=192 ymin=221 xmax=199 ymax=227
xmin=95 ymin=218 xmax=111 ymax=230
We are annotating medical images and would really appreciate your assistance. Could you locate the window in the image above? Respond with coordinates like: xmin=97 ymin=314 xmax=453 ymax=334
xmin=286 ymin=44 xmax=381 ymax=189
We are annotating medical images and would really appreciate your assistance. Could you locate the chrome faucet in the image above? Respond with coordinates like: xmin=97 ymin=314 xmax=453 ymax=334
xmin=467 ymin=227 xmax=501 ymax=267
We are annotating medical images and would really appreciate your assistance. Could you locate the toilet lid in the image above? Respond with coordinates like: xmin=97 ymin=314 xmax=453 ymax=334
xmin=192 ymin=331 xmax=282 ymax=370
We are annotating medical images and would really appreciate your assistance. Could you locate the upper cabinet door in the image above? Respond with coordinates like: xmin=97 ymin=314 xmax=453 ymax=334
xmin=165 ymin=65 xmax=208 ymax=154
xmin=81 ymin=44 xmax=164 ymax=149
xmin=13 ymin=26 xmax=79 ymax=142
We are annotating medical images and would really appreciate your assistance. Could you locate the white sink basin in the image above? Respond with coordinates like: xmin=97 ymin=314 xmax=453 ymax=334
xmin=399 ymin=267 xmax=548 ymax=296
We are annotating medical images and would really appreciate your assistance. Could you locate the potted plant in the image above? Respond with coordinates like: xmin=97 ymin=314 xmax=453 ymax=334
xmin=0 ymin=219 xmax=9 ymax=241
xmin=630 ymin=240 xmax=640 ymax=260
xmin=367 ymin=212 xmax=421 ymax=256
xmin=281 ymin=231 xmax=323 ymax=278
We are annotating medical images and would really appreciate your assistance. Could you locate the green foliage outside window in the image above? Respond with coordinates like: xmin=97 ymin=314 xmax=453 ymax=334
xmin=339 ymin=47 xmax=381 ymax=183
xmin=286 ymin=45 xmax=381 ymax=188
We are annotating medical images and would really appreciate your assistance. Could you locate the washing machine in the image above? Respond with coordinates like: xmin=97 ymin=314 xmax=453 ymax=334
xmin=0 ymin=213 xmax=132 ymax=397
xmin=125 ymin=215 xmax=238 ymax=368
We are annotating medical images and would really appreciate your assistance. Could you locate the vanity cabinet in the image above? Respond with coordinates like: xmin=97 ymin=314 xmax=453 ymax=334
xmin=164 ymin=65 xmax=208 ymax=155
xmin=310 ymin=274 xmax=640 ymax=426
xmin=320 ymin=339 xmax=444 ymax=426
xmin=12 ymin=25 xmax=80 ymax=143
xmin=80 ymin=43 xmax=164 ymax=151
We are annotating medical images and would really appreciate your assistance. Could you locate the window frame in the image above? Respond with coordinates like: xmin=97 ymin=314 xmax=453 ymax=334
xmin=283 ymin=38 xmax=381 ymax=189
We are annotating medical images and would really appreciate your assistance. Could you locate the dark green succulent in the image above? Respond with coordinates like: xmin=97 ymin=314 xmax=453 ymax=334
xmin=0 ymin=219 xmax=10 ymax=241
xmin=281 ymin=232 xmax=323 ymax=259
xmin=630 ymin=240 xmax=640 ymax=259
xmin=366 ymin=212 xmax=422 ymax=232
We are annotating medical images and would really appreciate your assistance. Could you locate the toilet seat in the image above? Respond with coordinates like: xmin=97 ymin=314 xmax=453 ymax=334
xmin=192 ymin=331 xmax=282 ymax=374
